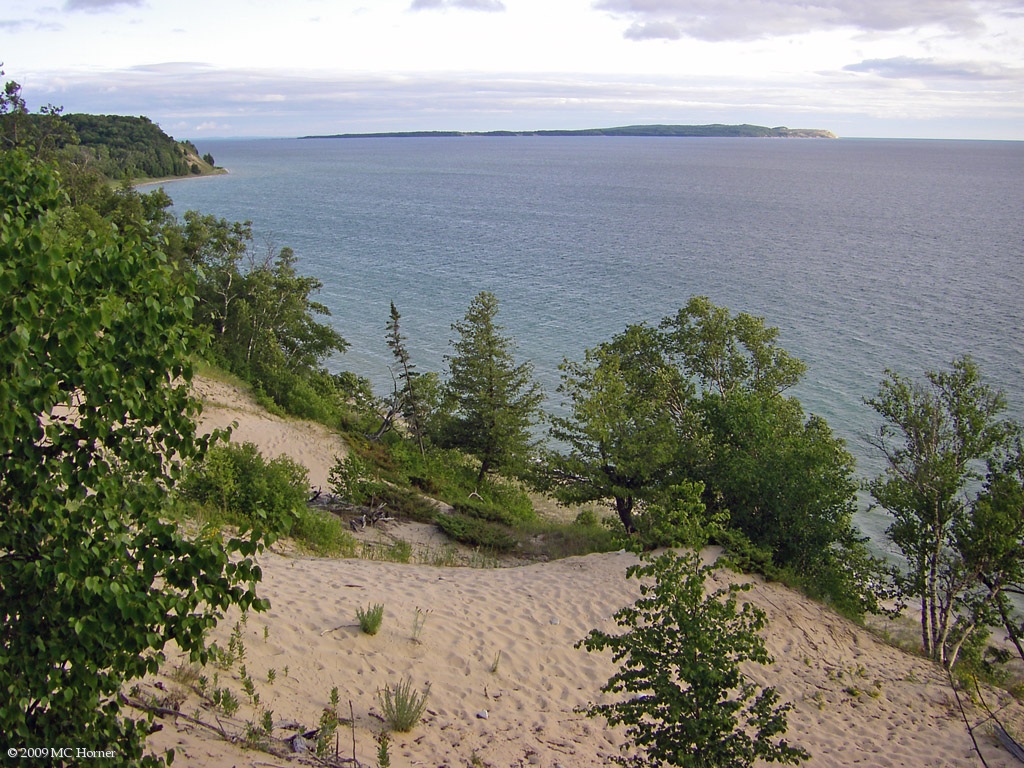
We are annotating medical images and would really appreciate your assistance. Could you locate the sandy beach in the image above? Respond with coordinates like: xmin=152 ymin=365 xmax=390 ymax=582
xmin=139 ymin=377 xmax=1024 ymax=767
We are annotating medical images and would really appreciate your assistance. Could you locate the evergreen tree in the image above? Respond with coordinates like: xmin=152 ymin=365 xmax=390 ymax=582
xmin=385 ymin=301 xmax=426 ymax=453
xmin=442 ymin=291 xmax=543 ymax=484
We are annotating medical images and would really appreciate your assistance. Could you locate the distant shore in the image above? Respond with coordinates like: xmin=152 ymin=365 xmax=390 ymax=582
xmin=303 ymin=123 xmax=838 ymax=140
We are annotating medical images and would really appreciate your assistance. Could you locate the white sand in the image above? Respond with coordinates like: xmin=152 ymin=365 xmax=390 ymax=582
xmin=192 ymin=376 xmax=348 ymax=491
xmin=140 ymin=377 xmax=1024 ymax=767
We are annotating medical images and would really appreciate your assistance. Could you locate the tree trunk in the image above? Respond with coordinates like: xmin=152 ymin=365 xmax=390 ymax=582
xmin=615 ymin=495 xmax=636 ymax=534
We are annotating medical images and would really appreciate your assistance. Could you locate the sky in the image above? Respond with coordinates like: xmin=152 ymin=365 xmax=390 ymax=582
xmin=2 ymin=0 xmax=1023 ymax=140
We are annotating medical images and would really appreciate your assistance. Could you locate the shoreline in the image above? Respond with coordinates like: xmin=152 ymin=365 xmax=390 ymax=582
xmin=134 ymin=167 xmax=228 ymax=189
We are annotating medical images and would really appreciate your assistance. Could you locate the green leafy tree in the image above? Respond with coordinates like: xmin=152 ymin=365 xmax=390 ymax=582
xmin=0 ymin=151 xmax=267 ymax=762
xmin=0 ymin=74 xmax=73 ymax=158
xmin=442 ymin=291 xmax=543 ymax=484
xmin=660 ymin=298 xmax=876 ymax=607
xmin=546 ymin=323 xmax=696 ymax=533
xmin=698 ymin=393 xmax=864 ymax=578
xmin=180 ymin=212 xmax=348 ymax=418
xmin=577 ymin=551 xmax=809 ymax=768
xmin=660 ymin=295 xmax=806 ymax=399
xmin=867 ymin=356 xmax=1017 ymax=666
xmin=964 ymin=439 xmax=1024 ymax=663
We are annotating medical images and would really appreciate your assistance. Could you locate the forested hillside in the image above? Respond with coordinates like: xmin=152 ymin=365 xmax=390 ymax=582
xmin=0 ymin=78 xmax=218 ymax=181
xmin=63 ymin=113 xmax=219 ymax=179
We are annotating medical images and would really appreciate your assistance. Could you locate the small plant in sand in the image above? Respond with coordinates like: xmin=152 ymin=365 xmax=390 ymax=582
xmin=357 ymin=603 xmax=385 ymax=635
xmin=211 ymin=687 xmax=240 ymax=717
xmin=316 ymin=687 xmax=342 ymax=757
xmin=411 ymin=606 xmax=431 ymax=643
xmin=377 ymin=733 xmax=392 ymax=768
xmin=378 ymin=677 xmax=431 ymax=732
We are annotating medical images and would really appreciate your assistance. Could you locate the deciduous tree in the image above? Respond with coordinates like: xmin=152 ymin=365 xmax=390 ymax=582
xmin=867 ymin=356 xmax=1017 ymax=666
xmin=546 ymin=323 xmax=694 ymax=533
xmin=0 ymin=151 xmax=266 ymax=762
xmin=577 ymin=551 xmax=809 ymax=768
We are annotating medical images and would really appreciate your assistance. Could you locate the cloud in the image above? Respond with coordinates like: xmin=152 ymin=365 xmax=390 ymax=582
xmin=64 ymin=0 xmax=143 ymax=10
xmin=594 ymin=0 xmax=994 ymax=41
xmin=21 ymin=62 xmax=1024 ymax=140
xmin=844 ymin=56 xmax=1023 ymax=81
xmin=623 ymin=21 xmax=683 ymax=40
xmin=409 ymin=0 xmax=506 ymax=11
xmin=0 ymin=18 xmax=62 ymax=31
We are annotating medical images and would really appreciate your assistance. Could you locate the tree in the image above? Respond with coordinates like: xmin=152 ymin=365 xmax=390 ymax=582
xmin=546 ymin=323 xmax=696 ymax=533
xmin=377 ymin=301 xmax=427 ymax=451
xmin=963 ymin=439 xmax=1024 ymax=663
xmin=660 ymin=295 xmax=806 ymax=400
xmin=662 ymin=298 xmax=873 ymax=604
xmin=0 ymin=74 xmax=73 ymax=158
xmin=867 ymin=356 xmax=1017 ymax=667
xmin=577 ymin=551 xmax=809 ymax=768
xmin=0 ymin=151 xmax=267 ymax=762
xmin=697 ymin=392 xmax=866 ymax=585
xmin=442 ymin=291 xmax=543 ymax=484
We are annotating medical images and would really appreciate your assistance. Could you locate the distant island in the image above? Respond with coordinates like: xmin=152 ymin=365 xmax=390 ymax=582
xmin=303 ymin=124 xmax=837 ymax=140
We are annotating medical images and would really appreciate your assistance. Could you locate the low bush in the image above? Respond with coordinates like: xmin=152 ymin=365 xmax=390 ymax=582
xmin=452 ymin=497 xmax=517 ymax=526
xmin=435 ymin=512 xmax=517 ymax=552
xmin=292 ymin=508 xmax=357 ymax=557
xmin=180 ymin=442 xmax=309 ymax=534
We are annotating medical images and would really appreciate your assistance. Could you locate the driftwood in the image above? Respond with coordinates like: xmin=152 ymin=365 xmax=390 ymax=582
xmin=348 ymin=505 xmax=395 ymax=532
xmin=122 ymin=692 xmax=365 ymax=767
xmin=307 ymin=492 xmax=395 ymax=530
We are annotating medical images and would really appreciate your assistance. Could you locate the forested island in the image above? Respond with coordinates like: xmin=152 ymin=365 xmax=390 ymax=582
xmin=304 ymin=123 xmax=838 ymax=139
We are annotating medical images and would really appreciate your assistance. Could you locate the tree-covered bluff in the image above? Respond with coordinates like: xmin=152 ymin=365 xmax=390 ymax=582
xmin=0 ymin=77 xmax=219 ymax=181
xmin=62 ymin=113 xmax=220 ymax=180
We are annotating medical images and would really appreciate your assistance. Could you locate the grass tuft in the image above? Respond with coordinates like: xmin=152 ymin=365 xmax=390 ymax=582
xmin=356 ymin=603 xmax=385 ymax=635
xmin=378 ymin=677 xmax=431 ymax=732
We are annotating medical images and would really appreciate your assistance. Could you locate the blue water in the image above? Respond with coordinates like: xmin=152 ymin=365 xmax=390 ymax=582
xmin=161 ymin=137 xmax=1024 ymax=549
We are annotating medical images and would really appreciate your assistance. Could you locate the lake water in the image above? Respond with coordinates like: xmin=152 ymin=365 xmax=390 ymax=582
xmin=162 ymin=136 xmax=1024 ymax=550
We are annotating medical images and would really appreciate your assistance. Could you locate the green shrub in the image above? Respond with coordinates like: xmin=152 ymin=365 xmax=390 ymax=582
xmin=292 ymin=508 xmax=357 ymax=556
xmin=378 ymin=677 xmax=430 ymax=732
xmin=181 ymin=442 xmax=308 ymax=534
xmin=631 ymin=482 xmax=723 ymax=551
xmin=452 ymin=497 xmax=517 ymax=526
xmin=356 ymin=603 xmax=385 ymax=635
xmin=329 ymin=454 xmax=386 ymax=506
xmin=375 ymin=485 xmax=439 ymax=523
xmin=712 ymin=527 xmax=781 ymax=579
xmin=577 ymin=551 xmax=809 ymax=767
xmin=435 ymin=512 xmax=518 ymax=552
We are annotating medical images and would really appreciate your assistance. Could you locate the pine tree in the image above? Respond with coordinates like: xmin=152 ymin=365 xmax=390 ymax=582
xmin=443 ymin=291 xmax=543 ymax=484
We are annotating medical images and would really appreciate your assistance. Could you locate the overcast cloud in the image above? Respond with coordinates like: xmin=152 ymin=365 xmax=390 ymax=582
xmin=63 ymin=0 xmax=143 ymax=10
xmin=410 ymin=0 xmax=506 ymax=11
xmin=595 ymin=0 xmax=1001 ymax=40
xmin=2 ymin=0 xmax=1021 ymax=139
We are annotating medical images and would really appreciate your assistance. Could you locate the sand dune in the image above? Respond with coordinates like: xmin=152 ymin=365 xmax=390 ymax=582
xmin=140 ymin=377 xmax=1024 ymax=767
